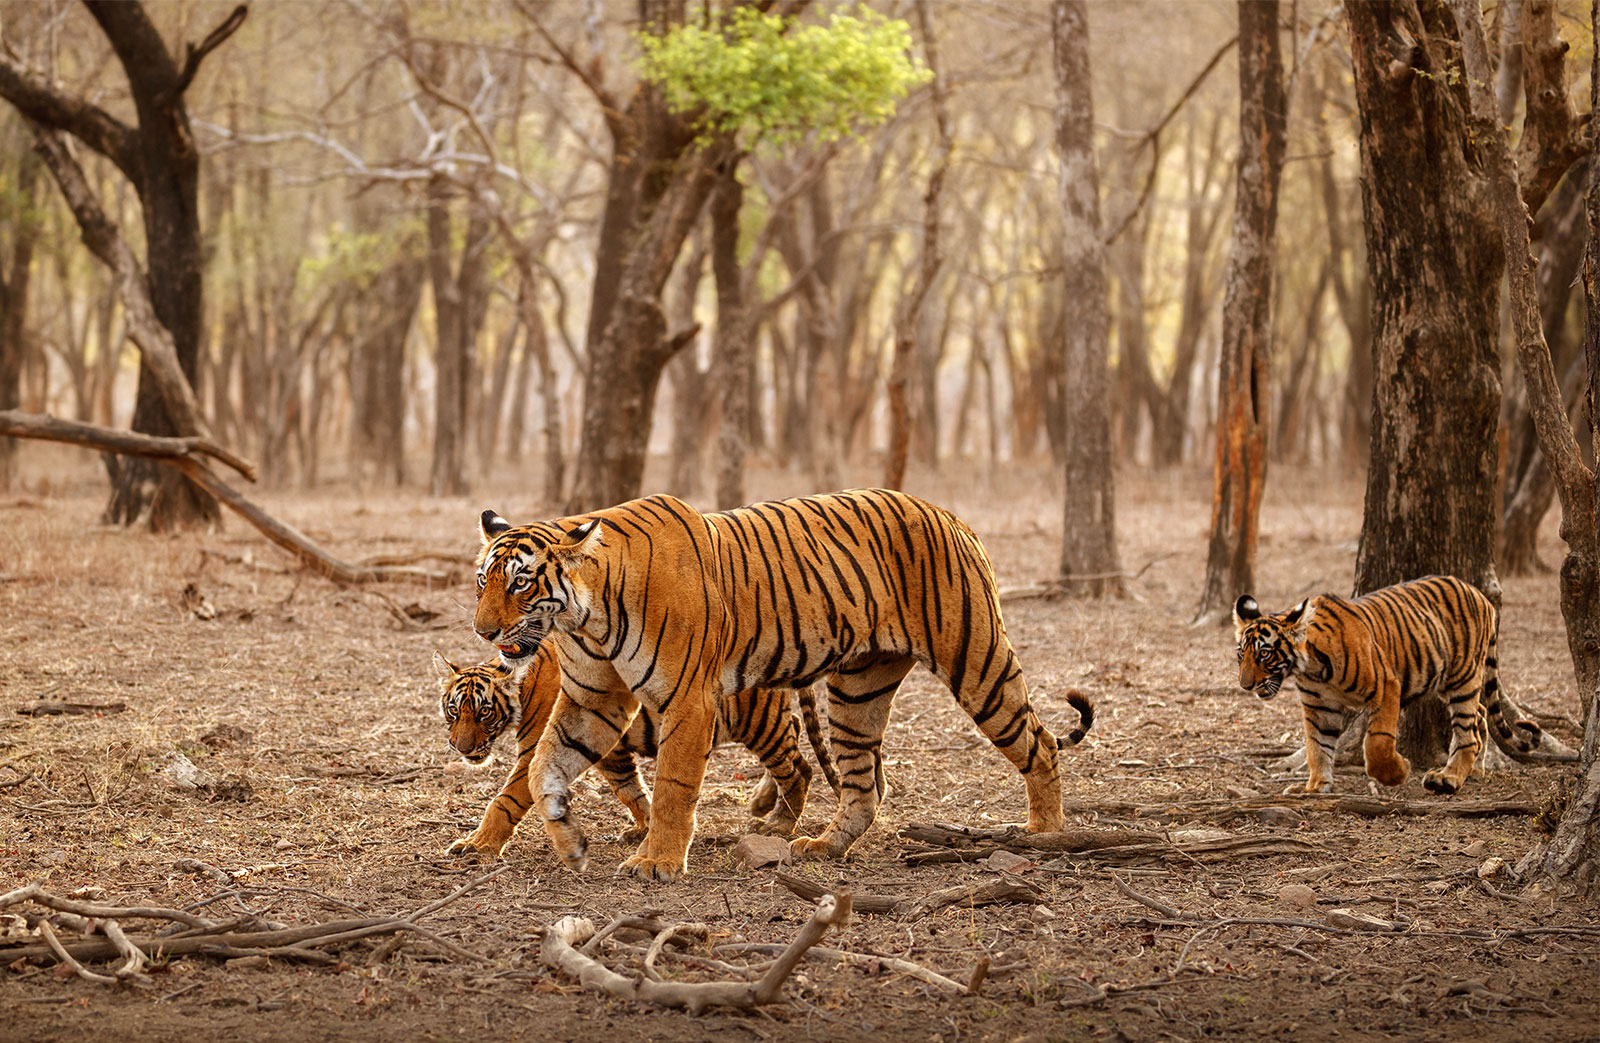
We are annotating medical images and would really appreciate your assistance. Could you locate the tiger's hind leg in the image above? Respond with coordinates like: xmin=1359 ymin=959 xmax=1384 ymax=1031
xmin=1423 ymin=678 xmax=1486 ymax=795
xmin=790 ymin=654 xmax=915 ymax=860
xmin=946 ymin=645 xmax=1064 ymax=834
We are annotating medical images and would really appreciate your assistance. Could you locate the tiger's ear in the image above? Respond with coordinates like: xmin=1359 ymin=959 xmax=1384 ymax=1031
xmin=551 ymin=518 xmax=603 ymax=559
xmin=1233 ymin=595 xmax=1261 ymax=635
xmin=433 ymin=651 xmax=459 ymax=686
xmin=480 ymin=509 xmax=512 ymax=545
xmin=1283 ymin=598 xmax=1316 ymax=632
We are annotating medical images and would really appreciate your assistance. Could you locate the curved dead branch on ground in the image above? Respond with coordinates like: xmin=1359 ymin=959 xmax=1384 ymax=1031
xmin=0 ymin=410 xmax=451 ymax=584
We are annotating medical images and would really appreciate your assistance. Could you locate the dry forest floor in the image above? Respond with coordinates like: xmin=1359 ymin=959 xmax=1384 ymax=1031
xmin=0 ymin=453 xmax=1595 ymax=1042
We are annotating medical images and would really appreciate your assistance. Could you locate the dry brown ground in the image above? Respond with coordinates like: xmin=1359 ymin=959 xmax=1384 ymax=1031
xmin=1 ymin=451 xmax=1596 ymax=1043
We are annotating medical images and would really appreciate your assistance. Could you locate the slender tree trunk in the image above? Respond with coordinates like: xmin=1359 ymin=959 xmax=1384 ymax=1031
xmin=1197 ymin=0 xmax=1286 ymax=622
xmin=0 ymin=149 xmax=41 ymax=490
xmin=1454 ymin=0 xmax=1600 ymax=885
xmin=710 ymin=162 xmax=750 ymax=510
xmin=1051 ymin=0 xmax=1123 ymax=597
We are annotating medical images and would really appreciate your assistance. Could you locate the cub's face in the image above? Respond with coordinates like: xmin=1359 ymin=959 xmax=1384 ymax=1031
xmin=1232 ymin=595 xmax=1312 ymax=700
xmin=472 ymin=510 xmax=602 ymax=664
xmin=433 ymin=653 xmax=519 ymax=765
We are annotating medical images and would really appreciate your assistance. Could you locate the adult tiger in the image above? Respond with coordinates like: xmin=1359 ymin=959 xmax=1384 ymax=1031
xmin=433 ymin=646 xmax=838 ymax=856
xmin=1233 ymin=574 xmax=1544 ymax=795
xmin=472 ymin=488 xmax=1094 ymax=881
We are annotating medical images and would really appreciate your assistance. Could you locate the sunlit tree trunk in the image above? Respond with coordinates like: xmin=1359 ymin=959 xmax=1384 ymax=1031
xmin=1051 ymin=0 xmax=1123 ymax=597
xmin=1195 ymin=0 xmax=1285 ymax=621
xmin=710 ymin=161 xmax=751 ymax=510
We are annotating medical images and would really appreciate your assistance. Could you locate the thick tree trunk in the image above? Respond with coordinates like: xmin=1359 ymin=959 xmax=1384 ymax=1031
xmin=349 ymin=242 xmax=425 ymax=488
xmin=1196 ymin=0 xmax=1285 ymax=622
xmin=565 ymin=54 xmax=724 ymax=514
xmin=1347 ymin=0 xmax=1505 ymax=773
xmin=1052 ymin=0 xmax=1124 ymax=597
xmin=1348 ymin=0 xmax=1503 ymax=604
xmin=426 ymin=180 xmax=489 ymax=498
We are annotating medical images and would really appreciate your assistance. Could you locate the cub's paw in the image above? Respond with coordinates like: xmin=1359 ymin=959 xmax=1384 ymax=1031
xmin=1421 ymin=770 xmax=1460 ymax=795
xmin=445 ymin=835 xmax=505 ymax=859
xmin=619 ymin=824 xmax=650 ymax=845
xmin=617 ymin=853 xmax=684 ymax=883
xmin=1282 ymin=780 xmax=1333 ymax=795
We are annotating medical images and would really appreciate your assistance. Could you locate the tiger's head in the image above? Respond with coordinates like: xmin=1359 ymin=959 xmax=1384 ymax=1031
xmin=1232 ymin=595 xmax=1314 ymax=699
xmin=472 ymin=509 xmax=603 ymax=665
xmin=433 ymin=652 xmax=522 ymax=765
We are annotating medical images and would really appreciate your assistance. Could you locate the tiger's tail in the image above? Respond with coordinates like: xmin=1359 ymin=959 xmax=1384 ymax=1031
xmin=1482 ymin=628 xmax=1547 ymax=762
xmin=1057 ymin=689 xmax=1095 ymax=748
xmin=797 ymin=683 xmax=842 ymax=797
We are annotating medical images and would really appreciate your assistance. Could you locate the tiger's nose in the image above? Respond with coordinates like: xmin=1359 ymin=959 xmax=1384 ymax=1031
xmin=475 ymin=625 xmax=501 ymax=642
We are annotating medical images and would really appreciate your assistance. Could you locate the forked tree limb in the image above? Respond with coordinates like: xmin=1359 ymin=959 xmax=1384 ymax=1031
xmin=541 ymin=893 xmax=854 ymax=1014
xmin=0 ymin=410 xmax=447 ymax=585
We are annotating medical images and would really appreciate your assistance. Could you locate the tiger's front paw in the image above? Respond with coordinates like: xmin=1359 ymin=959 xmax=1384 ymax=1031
xmin=1282 ymin=779 xmax=1332 ymax=795
xmin=617 ymin=853 xmax=685 ymax=882
xmin=1365 ymin=754 xmax=1410 ymax=788
xmin=619 ymin=824 xmax=650 ymax=844
xmin=445 ymin=833 xmax=507 ymax=858
xmin=789 ymin=834 xmax=851 ymax=860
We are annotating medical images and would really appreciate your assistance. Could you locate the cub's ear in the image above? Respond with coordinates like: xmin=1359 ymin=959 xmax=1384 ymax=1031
xmin=1284 ymin=598 xmax=1316 ymax=632
xmin=1233 ymin=595 xmax=1260 ymax=624
xmin=432 ymin=651 xmax=459 ymax=686
xmin=480 ymin=509 xmax=512 ymax=545
xmin=552 ymin=518 xmax=603 ymax=558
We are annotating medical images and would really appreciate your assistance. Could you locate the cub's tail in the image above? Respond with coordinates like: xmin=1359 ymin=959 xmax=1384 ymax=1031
xmin=1057 ymin=689 xmax=1095 ymax=747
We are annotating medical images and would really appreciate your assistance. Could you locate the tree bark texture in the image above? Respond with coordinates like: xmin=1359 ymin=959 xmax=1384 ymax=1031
xmin=1052 ymin=0 xmax=1124 ymax=597
xmin=1347 ymin=0 xmax=1503 ymax=607
xmin=1196 ymin=0 xmax=1286 ymax=621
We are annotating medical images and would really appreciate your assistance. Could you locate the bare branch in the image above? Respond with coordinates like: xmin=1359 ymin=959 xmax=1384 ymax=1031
xmin=173 ymin=4 xmax=249 ymax=98
xmin=0 ymin=51 xmax=138 ymax=177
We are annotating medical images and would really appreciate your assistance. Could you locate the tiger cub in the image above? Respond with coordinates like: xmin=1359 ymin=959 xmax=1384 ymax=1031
xmin=434 ymin=644 xmax=838 ymax=857
xmin=1233 ymin=574 xmax=1543 ymax=796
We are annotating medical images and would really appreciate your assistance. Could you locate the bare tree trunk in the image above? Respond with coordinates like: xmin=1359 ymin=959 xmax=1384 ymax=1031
xmin=711 ymin=161 xmax=751 ymax=510
xmin=0 ymin=148 xmax=41 ymax=489
xmin=1052 ymin=0 xmax=1124 ymax=598
xmin=667 ymin=235 xmax=710 ymax=500
xmin=1454 ymin=0 xmax=1600 ymax=885
xmin=426 ymin=178 xmax=488 ymax=498
xmin=886 ymin=2 xmax=950 ymax=491
xmin=1196 ymin=0 xmax=1286 ymax=622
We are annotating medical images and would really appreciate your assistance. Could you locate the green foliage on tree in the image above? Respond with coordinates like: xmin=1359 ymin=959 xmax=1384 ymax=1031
xmin=636 ymin=5 xmax=930 ymax=146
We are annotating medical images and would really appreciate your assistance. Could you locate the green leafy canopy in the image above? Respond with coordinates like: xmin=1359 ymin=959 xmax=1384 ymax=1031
xmin=636 ymin=5 xmax=931 ymax=146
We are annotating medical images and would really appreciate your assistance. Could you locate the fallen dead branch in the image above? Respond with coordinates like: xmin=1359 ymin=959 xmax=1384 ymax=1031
xmin=0 ymin=410 xmax=449 ymax=585
xmin=541 ymin=892 xmax=854 ymax=1013
xmin=15 ymin=700 xmax=128 ymax=717
xmin=772 ymin=868 xmax=1046 ymax=919
xmin=0 ymin=870 xmax=500 ymax=977
xmin=1057 ymin=793 xmax=1540 ymax=822
xmin=899 ymin=821 xmax=1321 ymax=866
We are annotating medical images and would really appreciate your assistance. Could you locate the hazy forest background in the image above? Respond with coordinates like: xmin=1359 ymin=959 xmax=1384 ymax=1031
xmin=2 ymin=2 xmax=1600 ymax=1035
